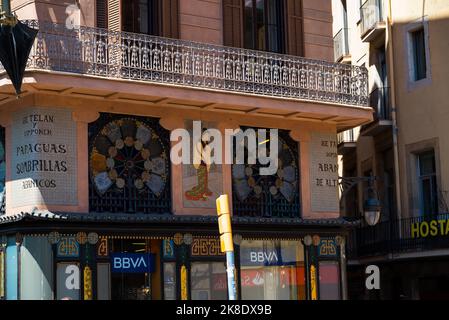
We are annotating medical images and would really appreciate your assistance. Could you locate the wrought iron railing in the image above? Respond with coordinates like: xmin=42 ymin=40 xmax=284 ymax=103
xmin=360 ymin=0 xmax=384 ymax=36
xmin=347 ymin=213 xmax=449 ymax=258
xmin=337 ymin=129 xmax=356 ymax=145
xmin=0 ymin=20 xmax=369 ymax=107
xmin=369 ymin=86 xmax=391 ymax=120
xmin=333 ymin=28 xmax=350 ymax=62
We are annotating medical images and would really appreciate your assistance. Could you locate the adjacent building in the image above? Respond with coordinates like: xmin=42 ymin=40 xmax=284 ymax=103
xmin=333 ymin=0 xmax=449 ymax=299
xmin=0 ymin=0 xmax=371 ymax=300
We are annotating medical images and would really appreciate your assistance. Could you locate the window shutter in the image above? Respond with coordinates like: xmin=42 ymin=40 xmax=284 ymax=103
xmin=285 ymin=0 xmax=304 ymax=56
xmin=223 ymin=0 xmax=243 ymax=47
xmin=108 ymin=0 xmax=121 ymax=31
xmin=96 ymin=0 xmax=108 ymax=29
xmin=161 ymin=0 xmax=179 ymax=38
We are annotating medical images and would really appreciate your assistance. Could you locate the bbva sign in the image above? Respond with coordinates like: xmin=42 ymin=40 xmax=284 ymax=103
xmin=111 ymin=253 xmax=155 ymax=273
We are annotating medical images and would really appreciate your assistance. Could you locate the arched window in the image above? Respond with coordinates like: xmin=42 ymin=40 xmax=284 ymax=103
xmin=232 ymin=128 xmax=300 ymax=217
xmin=89 ymin=113 xmax=171 ymax=214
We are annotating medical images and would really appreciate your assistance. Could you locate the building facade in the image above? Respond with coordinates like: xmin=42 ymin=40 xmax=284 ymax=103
xmin=333 ymin=0 xmax=449 ymax=299
xmin=0 ymin=0 xmax=371 ymax=300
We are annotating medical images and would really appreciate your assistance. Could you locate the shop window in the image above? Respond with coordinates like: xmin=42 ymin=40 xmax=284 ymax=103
xmin=232 ymin=129 xmax=300 ymax=218
xmin=190 ymin=262 xmax=228 ymax=300
xmin=163 ymin=262 xmax=176 ymax=300
xmin=417 ymin=150 xmax=438 ymax=216
xmin=239 ymin=239 xmax=306 ymax=300
xmin=97 ymin=263 xmax=111 ymax=300
xmin=318 ymin=261 xmax=341 ymax=300
xmin=89 ymin=113 xmax=171 ymax=214
xmin=0 ymin=126 xmax=4 ymax=215
xmin=0 ymin=248 xmax=4 ymax=299
xmin=56 ymin=262 xmax=81 ymax=300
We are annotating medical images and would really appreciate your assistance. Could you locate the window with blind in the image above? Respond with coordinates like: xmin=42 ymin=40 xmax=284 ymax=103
xmin=223 ymin=0 xmax=304 ymax=56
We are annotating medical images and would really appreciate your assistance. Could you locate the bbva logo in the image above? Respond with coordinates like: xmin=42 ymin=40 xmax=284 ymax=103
xmin=113 ymin=256 xmax=148 ymax=269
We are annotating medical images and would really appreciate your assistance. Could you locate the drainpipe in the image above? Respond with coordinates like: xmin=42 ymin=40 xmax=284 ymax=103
xmin=386 ymin=0 xmax=402 ymax=238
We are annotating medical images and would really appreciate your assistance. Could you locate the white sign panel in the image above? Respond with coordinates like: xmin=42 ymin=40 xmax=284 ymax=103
xmin=309 ymin=132 xmax=339 ymax=212
xmin=11 ymin=108 xmax=77 ymax=207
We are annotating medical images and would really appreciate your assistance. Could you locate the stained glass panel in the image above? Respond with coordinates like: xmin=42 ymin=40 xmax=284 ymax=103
xmin=89 ymin=113 xmax=171 ymax=214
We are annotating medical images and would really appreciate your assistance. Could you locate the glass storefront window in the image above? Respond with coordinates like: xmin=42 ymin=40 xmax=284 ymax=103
xmin=191 ymin=262 xmax=227 ymax=300
xmin=318 ymin=261 xmax=341 ymax=300
xmin=163 ymin=262 xmax=176 ymax=300
xmin=239 ymin=240 xmax=306 ymax=300
xmin=56 ymin=262 xmax=80 ymax=300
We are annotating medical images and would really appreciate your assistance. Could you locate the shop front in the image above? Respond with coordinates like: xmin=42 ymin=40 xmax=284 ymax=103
xmin=0 ymin=217 xmax=349 ymax=300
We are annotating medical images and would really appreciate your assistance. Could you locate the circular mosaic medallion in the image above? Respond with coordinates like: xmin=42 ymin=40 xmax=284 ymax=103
xmin=183 ymin=233 xmax=193 ymax=245
xmin=48 ymin=231 xmax=60 ymax=245
xmin=303 ymin=235 xmax=312 ymax=246
xmin=87 ymin=232 xmax=99 ymax=245
xmin=173 ymin=233 xmax=183 ymax=245
xmin=312 ymin=235 xmax=321 ymax=246
xmin=76 ymin=232 xmax=88 ymax=245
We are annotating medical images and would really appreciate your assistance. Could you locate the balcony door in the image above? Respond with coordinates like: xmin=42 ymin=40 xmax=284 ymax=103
xmin=122 ymin=0 xmax=160 ymax=35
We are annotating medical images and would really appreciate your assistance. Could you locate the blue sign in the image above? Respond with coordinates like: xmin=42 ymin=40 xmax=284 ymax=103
xmin=111 ymin=253 xmax=155 ymax=273
xmin=240 ymin=246 xmax=297 ymax=267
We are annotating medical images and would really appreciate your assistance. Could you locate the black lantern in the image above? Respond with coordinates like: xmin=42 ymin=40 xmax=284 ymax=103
xmin=339 ymin=175 xmax=382 ymax=226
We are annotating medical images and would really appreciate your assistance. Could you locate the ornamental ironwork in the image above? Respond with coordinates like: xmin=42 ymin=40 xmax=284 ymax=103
xmin=0 ymin=20 xmax=369 ymax=107
xmin=89 ymin=113 xmax=171 ymax=214
xmin=232 ymin=129 xmax=300 ymax=218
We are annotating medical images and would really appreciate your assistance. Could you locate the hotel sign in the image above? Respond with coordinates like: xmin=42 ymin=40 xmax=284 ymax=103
xmin=309 ymin=132 xmax=339 ymax=212
xmin=411 ymin=219 xmax=449 ymax=238
xmin=11 ymin=108 xmax=77 ymax=207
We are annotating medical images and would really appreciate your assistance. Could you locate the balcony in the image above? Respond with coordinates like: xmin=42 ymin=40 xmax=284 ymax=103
xmin=0 ymin=20 xmax=370 ymax=116
xmin=333 ymin=28 xmax=351 ymax=64
xmin=347 ymin=213 xmax=449 ymax=259
xmin=337 ymin=129 xmax=357 ymax=155
xmin=361 ymin=86 xmax=392 ymax=136
xmin=360 ymin=0 xmax=386 ymax=43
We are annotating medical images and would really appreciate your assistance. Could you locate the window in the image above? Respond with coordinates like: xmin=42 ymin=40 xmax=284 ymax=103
xmin=190 ymin=262 xmax=227 ymax=300
xmin=411 ymin=28 xmax=427 ymax=81
xmin=163 ymin=263 xmax=176 ymax=300
xmin=56 ymin=263 xmax=81 ymax=300
xmin=244 ymin=0 xmax=284 ymax=53
xmin=122 ymin=0 xmax=160 ymax=35
xmin=89 ymin=113 xmax=171 ymax=214
xmin=239 ymin=240 xmax=306 ymax=300
xmin=417 ymin=150 xmax=438 ymax=215
xmin=0 ymin=127 xmax=4 ymax=215
xmin=318 ymin=261 xmax=341 ymax=300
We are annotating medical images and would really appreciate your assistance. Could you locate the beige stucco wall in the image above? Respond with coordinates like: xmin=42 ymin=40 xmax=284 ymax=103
xmin=335 ymin=0 xmax=449 ymax=219
xmin=391 ymin=0 xmax=449 ymax=217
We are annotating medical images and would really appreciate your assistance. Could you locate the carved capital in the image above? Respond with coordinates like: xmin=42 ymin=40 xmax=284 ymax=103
xmin=72 ymin=110 xmax=100 ymax=123
xmin=289 ymin=129 xmax=309 ymax=142
xmin=0 ymin=112 xmax=11 ymax=127
xmin=159 ymin=116 xmax=184 ymax=131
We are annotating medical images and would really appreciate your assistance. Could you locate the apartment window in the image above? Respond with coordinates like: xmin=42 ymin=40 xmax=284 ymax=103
xmin=411 ymin=28 xmax=427 ymax=81
xmin=417 ymin=150 xmax=438 ymax=216
xmin=243 ymin=0 xmax=284 ymax=53
xmin=122 ymin=0 xmax=160 ymax=35
xmin=223 ymin=0 xmax=303 ymax=56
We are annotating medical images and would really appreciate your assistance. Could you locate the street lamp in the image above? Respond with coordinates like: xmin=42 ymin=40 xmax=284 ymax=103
xmin=339 ymin=175 xmax=381 ymax=226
